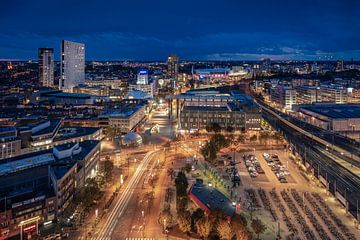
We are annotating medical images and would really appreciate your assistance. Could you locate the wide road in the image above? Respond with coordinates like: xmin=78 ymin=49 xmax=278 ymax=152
xmin=94 ymin=150 xmax=158 ymax=240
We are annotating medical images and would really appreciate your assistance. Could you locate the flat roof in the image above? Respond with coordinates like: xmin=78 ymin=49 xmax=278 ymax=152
xmin=50 ymin=92 xmax=93 ymax=99
xmin=32 ymin=119 xmax=61 ymax=136
xmin=190 ymin=182 xmax=235 ymax=216
xmin=0 ymin=153 xmax=55 ymax=176
xmin=300 ymin=104 xmax=360 ymax=119
xmin=183 ymin=105 xmax=229 ymax=112
xmin=196 ymin=68 xmax=230 ymax=73
xmin=101 ymin=102 xmax=145 ymax=118
xmin=54 ymin=126 xmax=101 ymax=142
xmin=52 ymin=140 xmax=100 ymax=179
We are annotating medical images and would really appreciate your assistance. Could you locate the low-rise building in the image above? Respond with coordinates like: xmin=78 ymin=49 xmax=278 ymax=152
xmin=128 ymin=82 xmax=156 ymax=98
xmin=298 ymin=104 xmax=360 ymax=139
xmin=0 ymin=127 xmax=21 ymax=160
xmin=176 ymin=90 xmax=261 ymax=131
xmin=295 ymin=86 xmax=321 ymax=104
xmin=270 ymin=85 xmax=297 ymax=110
xmin=0 ymin=140 xmax=100 ymax=239
xmin=320 ymin=84 xmax=347 ymax=104
xmin=99 ymin=100 xmax=147 ymax=133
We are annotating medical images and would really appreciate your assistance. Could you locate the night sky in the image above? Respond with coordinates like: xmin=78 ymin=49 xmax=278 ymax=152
xmin=1 ymin=0 xmax=359 ymax=61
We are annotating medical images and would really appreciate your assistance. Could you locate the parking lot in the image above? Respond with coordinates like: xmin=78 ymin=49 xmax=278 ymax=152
xmin=229 ymin=148 xmax=359 ymax=239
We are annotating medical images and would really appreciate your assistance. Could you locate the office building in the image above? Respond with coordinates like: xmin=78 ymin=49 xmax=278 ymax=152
xmin=0 ymin=140 xmax=100 ymax=239
xmin=38 ymin=48 xmax=54 ymax=87
xmin=0 ymin=127 xmax=21 ymax=160
xmin=99 ymin=100 xmax=147 ymax=133
xmin=136 ymin=69 xmax=149 ymax=85
xmin=167 ymin=54 xmax=179 ymax=87
xmin=60 ymin=40 xmax=85 ymax=92
xmin=295 ymin=86 xmax=321 ymax=104
xmin=320 ymin=84 xmax=347 ymax=104
xmin=270 ymin=85 xmax=297 ymax=110
xmin=175 ymin=90 xmax=261 ymax=131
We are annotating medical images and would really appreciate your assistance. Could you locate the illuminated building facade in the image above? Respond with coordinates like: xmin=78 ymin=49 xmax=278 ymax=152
xmin=38 ymin=48 xmax=54 ymax=87
xmin=59 ymin=40 xmax=85 ymax=92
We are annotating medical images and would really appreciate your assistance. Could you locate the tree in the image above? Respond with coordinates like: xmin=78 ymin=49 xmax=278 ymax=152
xmin=211 ymin=133 xmax=228 ymax=150
xmin=142 ymin=134 xmax=151 ymax=145
xmin=231 ymin=214 xmax=247 ymax=228
xmin=231 ymin=214 xmax=252 ymax=240
xmin=216 ymin=220 xmax=234 ymax=240
xmin=258 ymin=132 xmax=270 ymax=145
xmin=167 ymin=168 xmax=175 ymax=179
xmin=101 ymin=159 xmax=114 ymax=181
xmin=226 ymin=126 xmax=234 ymax=133
xmin=201 ymin=141 xmax=217 ymax=163
xmin=158 ymin=209 xmax=173 ymax=230
xmin=272 ymin=132 xmax=283 ymax=144
xmin=210 ymin=122 xmax=222 ymax=133
xmin=235 ymin=228 xmax=252 ymax=240
xmin=175 ymin=171 xmax=188 ymax=197
xmin=251 ymin=218 xmax=267 ymax=239
xmin=176 ymin=196 xmax=188 ymax=212
xmin=191 ymin=208 xmax=205 ymax=230
xmin=249 ymin=134 xmax=258 ymax=143
xmin=226 ymin=133 xmax=235 ymax=146
xmin=196 ymin=216 xmax=212 ymax=239
xmin=183 ymin=163 xmax=192 ymax=173
xmin=237 ymin=134 xmax=246 ymax=144
xmin=177 ymin=210 xmax=192 ymax=234
xmin=148 ymin=174 xmax=158 ymax=189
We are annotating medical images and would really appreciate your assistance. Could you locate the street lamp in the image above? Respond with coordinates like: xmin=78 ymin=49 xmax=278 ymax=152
xmin=95 ymin=209 xmax=98 ymax=219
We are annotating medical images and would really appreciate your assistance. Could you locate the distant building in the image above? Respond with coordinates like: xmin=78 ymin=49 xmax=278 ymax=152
xmin=336 ymin=60 xmax=344 ymax=72
xmin=320 ymin=84 xmax=347 ymax=104
xmin=31 ymin=90 xmax=98 ymax=105
xmin=128 ymin=82 xmax=155 ymax=98
xmin=38 ymin=48 xmax=54 ymax=87
xmin=194 ymin=68 xmax=230 ymax=80
xmin=270 ymin=85 xmax=297 ymax=110
xmin=167 ymin=54 xmax=179 ymax=87
xmin=295 ymin=86 xmax=321 ymax=104
xmin=125 ymin=90 xmax=151 ymax=100
xmin=73 ymin=84 xmax=110 ymax=96
xmin=136 ymin=69 xmax=149 ymax=85
xmin=60 ymin=40 xmax=85 ymax=92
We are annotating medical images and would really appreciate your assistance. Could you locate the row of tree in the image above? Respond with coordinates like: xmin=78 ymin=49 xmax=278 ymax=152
xmin=200 ymin=133 xmax=232 ymax=163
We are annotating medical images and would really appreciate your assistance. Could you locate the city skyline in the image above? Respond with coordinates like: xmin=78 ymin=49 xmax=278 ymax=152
xmin=1 ymin=0 xmax=360 ymax=61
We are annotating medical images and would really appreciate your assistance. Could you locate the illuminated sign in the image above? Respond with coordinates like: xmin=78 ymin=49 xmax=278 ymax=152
xmin=139 ymin=70 xmax=148 ymax=74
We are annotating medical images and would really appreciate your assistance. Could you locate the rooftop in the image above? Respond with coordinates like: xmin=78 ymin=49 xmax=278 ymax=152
xmin=100 ymin=101 xmax=145 ymax=118
xmin=300 ymin=104 xmax=360 ymax=119
xmin=0 ymin=152 xmax=55 ymax=176
xmin=196 ymin=68 xmax=230 ymax=74
xmin=189 ymin=182 xmax=235 ymax=217
xmin=54 ymin=126 xmax=101 ymax=142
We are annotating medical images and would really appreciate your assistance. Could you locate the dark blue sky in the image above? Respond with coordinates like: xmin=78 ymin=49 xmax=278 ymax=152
xmin=1 ymin=0 xmax=359 ymax=61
